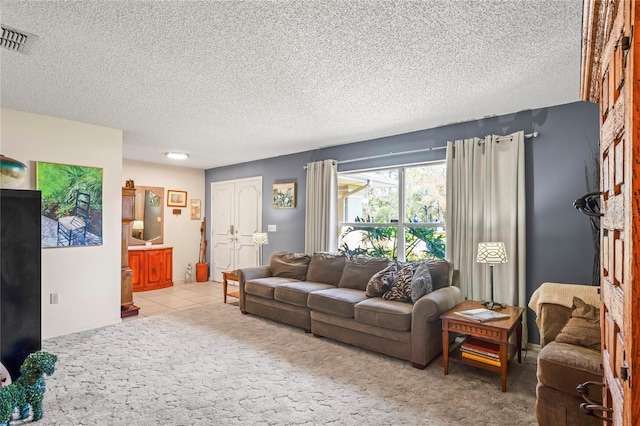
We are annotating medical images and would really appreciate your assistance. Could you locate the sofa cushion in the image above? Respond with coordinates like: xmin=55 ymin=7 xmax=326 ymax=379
xmin=411 ymin=261 xmax=433 ymax=302
xmin=338 ymin=256 xmax=390 ymax=291
xmin=354 ymin=298 xmax=412 ymax=331
xmin=537 ymin=341 xmax=602 ymax=395
xmin=365 ymin=262 xmax=399 ymax=297
xmin=555 ymin=297 xmax=600 ymax=350
xmin=274 ymin=281 xmax=335 ymax=307
xmin=382 ymin=264 xmax=414 ymax=303
xmin=307 ymin=288 xmax=368 ymax=318
xmin=245 ymin=277 xmax=299 ymax=300
xmin=306 ymin=252 xmax=346 ymax=285
xmin=424 ymin=259 xmax=454 ymax=291
xmin=269 ymin=251 xmax=311 ymax=281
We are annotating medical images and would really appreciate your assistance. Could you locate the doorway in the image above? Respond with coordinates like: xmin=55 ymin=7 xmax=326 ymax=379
xmin=210 ymin=177 xmax=262 ymax=282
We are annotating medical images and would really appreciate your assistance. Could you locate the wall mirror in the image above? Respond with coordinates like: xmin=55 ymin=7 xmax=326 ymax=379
xmin=128 ymin=186 xmax=164 ymax=246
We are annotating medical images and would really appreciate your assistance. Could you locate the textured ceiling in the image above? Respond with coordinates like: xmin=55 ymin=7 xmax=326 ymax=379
xmin=0 ymin=1 xmax=583 ymax=170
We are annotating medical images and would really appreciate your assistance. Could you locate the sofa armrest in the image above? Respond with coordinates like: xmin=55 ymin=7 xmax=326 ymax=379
xmin=412 ymin=286 xmax=464 ymax=323
xmin=410 ymin=286 xmax=464 ymax=367
xmin=238 ymin=266 xmax=272 ymax=313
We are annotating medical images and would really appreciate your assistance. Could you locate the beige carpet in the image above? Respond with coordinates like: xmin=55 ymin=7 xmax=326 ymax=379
xmin=40 ymin=301 xmax=538 ymax=425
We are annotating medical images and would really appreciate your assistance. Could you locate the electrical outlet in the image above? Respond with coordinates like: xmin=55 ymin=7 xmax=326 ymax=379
xmin=50 ymin=293 xmax=59 ymax=304
xmin=268 ymin=225 xmax=276 ymax=232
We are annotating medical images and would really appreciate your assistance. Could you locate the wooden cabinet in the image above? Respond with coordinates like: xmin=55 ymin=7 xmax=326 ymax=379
xmin=129 ymin=247 xmax=173 ymax=291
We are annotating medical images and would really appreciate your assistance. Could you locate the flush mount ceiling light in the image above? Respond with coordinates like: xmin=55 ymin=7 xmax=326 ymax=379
xmin=165 ymin=152 xmax=189 ymax=160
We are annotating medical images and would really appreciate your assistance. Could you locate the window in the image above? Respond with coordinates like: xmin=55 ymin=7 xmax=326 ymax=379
xmin=338 ymin=162 xmax=446 ymax=261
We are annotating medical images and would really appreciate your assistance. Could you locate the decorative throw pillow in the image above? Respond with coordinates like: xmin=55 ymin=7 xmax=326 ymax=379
xmin=555 ymin=297 xmax=601 ymax=350
xmin=382 ymin=264 xmax=414 ymax=303
xmin=269 ymin=251 xmax=311 ymax=280
xmin=411 ymin=261 xmax=433 ymax=303
xmin=365 ymin=262 xmax=399 ymax=297
xmin=339 ymin=256 xmax=390 ymax=291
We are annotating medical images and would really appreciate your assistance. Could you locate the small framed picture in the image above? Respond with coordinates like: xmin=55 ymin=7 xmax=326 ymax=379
xmin=273 ymin=182 xmax=296 ymax=208
xmin=190 ymin=199 xmax=201 ymax=220
xmin=167 ymin=190 xmax=187 ymax=207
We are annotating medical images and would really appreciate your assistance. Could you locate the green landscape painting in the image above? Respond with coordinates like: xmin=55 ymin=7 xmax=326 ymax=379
xmin=36 ymin=161 xmax=103 ymax=248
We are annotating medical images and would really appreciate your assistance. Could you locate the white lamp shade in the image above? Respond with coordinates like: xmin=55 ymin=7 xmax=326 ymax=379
xmin=132 ymin=220 xmax=144 ymax=230
xmin=477 ymin=242 xmax=508 ymax=264
xmin=252 ymin=232 xmax=269 ymax=245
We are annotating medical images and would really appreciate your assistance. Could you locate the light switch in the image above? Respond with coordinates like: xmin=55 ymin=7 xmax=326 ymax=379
xmin=268 ymin=225 xmax=277 ymax=232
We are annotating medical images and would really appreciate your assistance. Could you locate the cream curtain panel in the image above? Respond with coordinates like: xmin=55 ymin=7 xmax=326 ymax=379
xmin=305 ymin=159 xmax=338 ymax=253
xmin=445 ymin=131 xmax=527 ymax=338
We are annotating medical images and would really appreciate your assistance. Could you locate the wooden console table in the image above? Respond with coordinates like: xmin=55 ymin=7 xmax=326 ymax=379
xmin=222 ymin=270 xmax=239 ymax=303
xmin=441 ymin=300 xmax=524 ymax=392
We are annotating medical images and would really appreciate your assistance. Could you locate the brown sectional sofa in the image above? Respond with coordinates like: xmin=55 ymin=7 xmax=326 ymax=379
xmin=238 ymin=251 xmax=463 ymax=368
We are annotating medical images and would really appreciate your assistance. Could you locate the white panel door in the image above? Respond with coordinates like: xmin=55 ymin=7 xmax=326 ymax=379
xmin=211 ymin=182 xmax=235 ymax=281
xmin=234 ymin=179 xmax=262 ymax=270
xmin=210 ymin=177 xmax=262 ymax=282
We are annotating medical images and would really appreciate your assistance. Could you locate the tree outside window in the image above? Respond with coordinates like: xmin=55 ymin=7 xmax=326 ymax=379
xmin=338 ymin=163 xmax=446 ymax=261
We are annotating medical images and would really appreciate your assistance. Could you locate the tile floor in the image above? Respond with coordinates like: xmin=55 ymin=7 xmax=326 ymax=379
xmin=123 ymin=279 xmax=239 ymax=321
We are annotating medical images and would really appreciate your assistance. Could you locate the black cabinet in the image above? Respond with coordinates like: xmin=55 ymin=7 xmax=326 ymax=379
xmin=0 ymin=189 xmax=41 ymax=379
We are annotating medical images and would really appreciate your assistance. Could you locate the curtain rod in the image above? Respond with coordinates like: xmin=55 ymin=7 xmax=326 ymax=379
xmin=331 ymin=131 xmax=539 ymax=166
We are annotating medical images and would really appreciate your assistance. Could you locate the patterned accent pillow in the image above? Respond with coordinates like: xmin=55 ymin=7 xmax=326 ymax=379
xmin=365 ymin=262 xmax=399 ymax=297
xmin=411 ymin=261 xmax=433 ymax=302
xmin=382 ymin=264 xmax=414 ymax=303
xmin=555 ymin=297 xmax=600 ymax=350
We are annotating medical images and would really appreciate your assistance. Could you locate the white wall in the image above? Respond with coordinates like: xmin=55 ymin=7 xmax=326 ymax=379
xmin=1 ymin=108 xmax=123 ymax=339
xmin=123 ymin=160 xmax=205 ymax=283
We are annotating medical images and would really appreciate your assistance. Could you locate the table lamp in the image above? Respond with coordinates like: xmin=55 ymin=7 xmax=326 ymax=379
xmin=252 ymin=232 xmax=269 ymax=265
xmin=477 ymin=242 xmax=508 ymax=310
xmin=132 ymin=220 xmax=144 ymax=239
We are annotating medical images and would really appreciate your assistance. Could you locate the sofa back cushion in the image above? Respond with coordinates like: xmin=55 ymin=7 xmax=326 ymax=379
xmin=338 ymin=256 xmax=391 ymax=291
xmin=269 ymin=251 xmax=311 ymax=281
xmin=306 ymin=252 xmax=346 ymax=285
xmin=423 ymin=259 xmax=454 ymax=291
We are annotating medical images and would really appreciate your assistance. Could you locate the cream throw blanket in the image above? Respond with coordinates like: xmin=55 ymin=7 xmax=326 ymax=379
xmin=528 ymin=282 xmax=600 ymax=328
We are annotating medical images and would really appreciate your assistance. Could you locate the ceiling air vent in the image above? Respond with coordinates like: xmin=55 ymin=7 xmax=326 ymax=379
xmin=1 ymin=25 xmax=36 ymax=54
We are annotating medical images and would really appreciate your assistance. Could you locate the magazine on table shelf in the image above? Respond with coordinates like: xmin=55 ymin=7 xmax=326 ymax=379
xmin=461 ymin=338 xmax=500 ymax=359
xmin=454 ymin=308 xmax=510 ymax=322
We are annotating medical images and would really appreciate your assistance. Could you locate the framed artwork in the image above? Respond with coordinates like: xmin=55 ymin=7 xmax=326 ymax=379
xmin=167 ymin=190 xmax=187 ymax=207
xmin=36 ymin=161 xmax=103 ymax=248
xmin=190 ymin=199 xmax=201 ymax=220
xmin=273 ymin=182 xmax=296 ymax=208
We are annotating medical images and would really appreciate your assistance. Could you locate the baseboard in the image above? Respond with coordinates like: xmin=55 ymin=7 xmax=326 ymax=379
xmin=526 ymin=342 xmax=541 ymax=353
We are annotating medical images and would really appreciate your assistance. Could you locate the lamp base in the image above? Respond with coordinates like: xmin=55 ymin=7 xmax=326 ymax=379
xmin=482 ymin=300 xmax=506 ymax=310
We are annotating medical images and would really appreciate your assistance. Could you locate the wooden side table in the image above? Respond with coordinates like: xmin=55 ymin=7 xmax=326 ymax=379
xmin=441 ymin=300 xmax=524 ymax=392
xmin=222 ymin=270 xmax=239 ymax=303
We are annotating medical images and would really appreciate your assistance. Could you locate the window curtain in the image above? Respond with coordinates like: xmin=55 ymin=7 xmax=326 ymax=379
xmin=445 ymin=131 xmax=527 ymax=340
xmin=305 ymin=159 xmax=338 ymax=253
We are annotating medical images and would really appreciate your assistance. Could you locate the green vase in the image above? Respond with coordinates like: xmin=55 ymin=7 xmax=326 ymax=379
xmin=0 ymin=154 xmax=28 ymax=188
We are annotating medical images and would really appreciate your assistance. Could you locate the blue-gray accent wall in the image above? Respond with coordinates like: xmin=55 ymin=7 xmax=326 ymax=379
xmin=205 ymin=100 xmax=600 ymax=344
